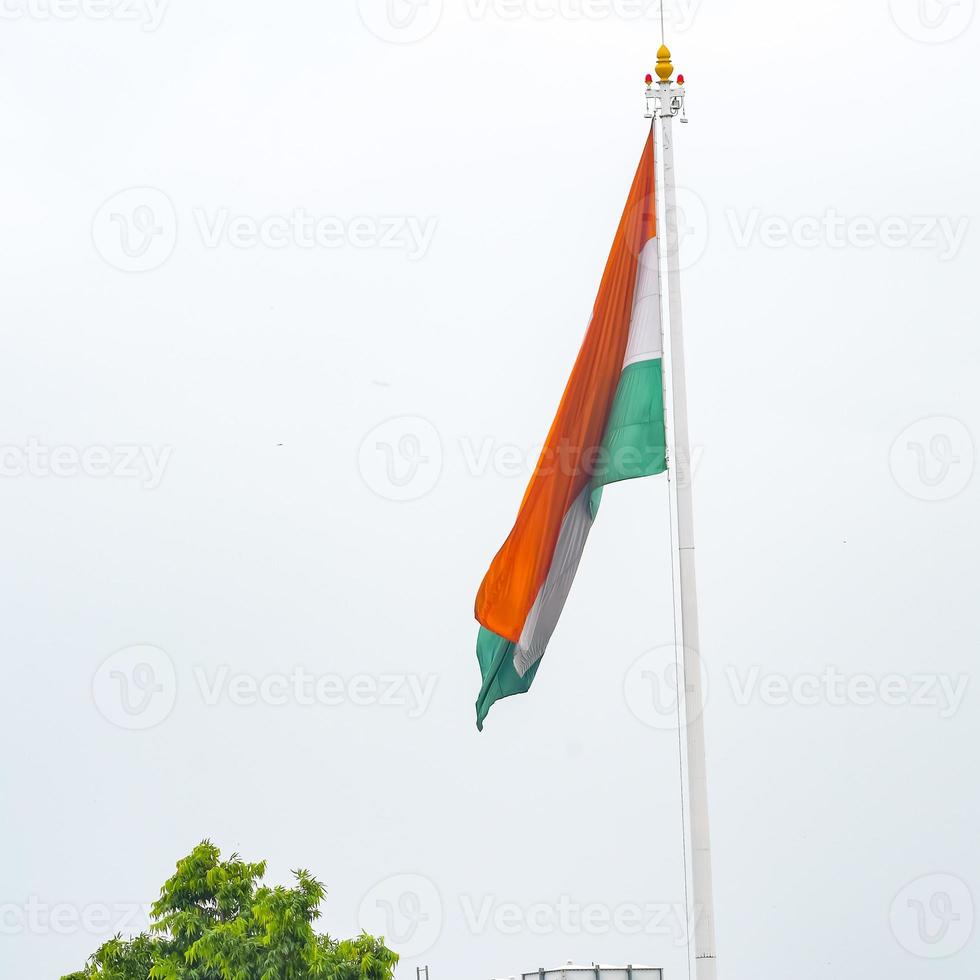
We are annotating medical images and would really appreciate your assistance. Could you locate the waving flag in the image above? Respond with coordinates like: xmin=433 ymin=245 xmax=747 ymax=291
xmin=474 ymin=131 xmax=666 ymax=730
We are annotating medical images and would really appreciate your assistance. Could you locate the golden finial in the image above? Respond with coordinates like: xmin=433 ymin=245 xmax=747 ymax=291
xmin=655 ymin=43 xmax=673 ymax=82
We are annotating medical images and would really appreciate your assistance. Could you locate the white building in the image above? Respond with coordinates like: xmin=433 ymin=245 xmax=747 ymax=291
xmin=495 ymin=963 xmax=663 ymax=980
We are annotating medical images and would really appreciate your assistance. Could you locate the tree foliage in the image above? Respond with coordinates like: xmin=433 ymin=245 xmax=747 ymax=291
xmin=61 ymin=841 xmax=399 ymax=980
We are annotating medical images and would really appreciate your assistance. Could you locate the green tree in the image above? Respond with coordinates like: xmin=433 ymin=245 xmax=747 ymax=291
xmin=61 ymin=841 xmax=399 ymax=980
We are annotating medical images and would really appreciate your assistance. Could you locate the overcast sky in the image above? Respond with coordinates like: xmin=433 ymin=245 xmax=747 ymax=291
xmin=1 ymin=1 xmax=978 ymax=978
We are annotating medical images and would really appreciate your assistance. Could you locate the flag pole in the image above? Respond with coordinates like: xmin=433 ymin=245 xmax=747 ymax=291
xmin=648 ymin=45 xmax=718 ymax=980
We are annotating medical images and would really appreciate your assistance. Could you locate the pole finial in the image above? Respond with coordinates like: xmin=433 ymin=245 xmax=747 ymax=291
xmin=655 ymin=44 xmax=673 ymax=82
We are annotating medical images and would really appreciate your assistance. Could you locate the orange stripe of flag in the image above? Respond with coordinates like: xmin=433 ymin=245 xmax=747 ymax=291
xmin=475 ymin=132 xmax=657 ymax=643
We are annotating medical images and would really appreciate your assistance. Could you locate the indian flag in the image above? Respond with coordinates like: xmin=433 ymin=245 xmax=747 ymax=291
xmin=474 ymin=131 xmax=667 ymax=730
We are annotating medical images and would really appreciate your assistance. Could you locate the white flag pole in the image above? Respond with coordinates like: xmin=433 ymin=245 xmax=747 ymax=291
xmin=648 ymin=45 xmax=718 ymax=980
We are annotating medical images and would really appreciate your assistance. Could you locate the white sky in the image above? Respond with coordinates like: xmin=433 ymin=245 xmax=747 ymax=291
xmin=1 ymin=1 xmax=978 ymax=979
